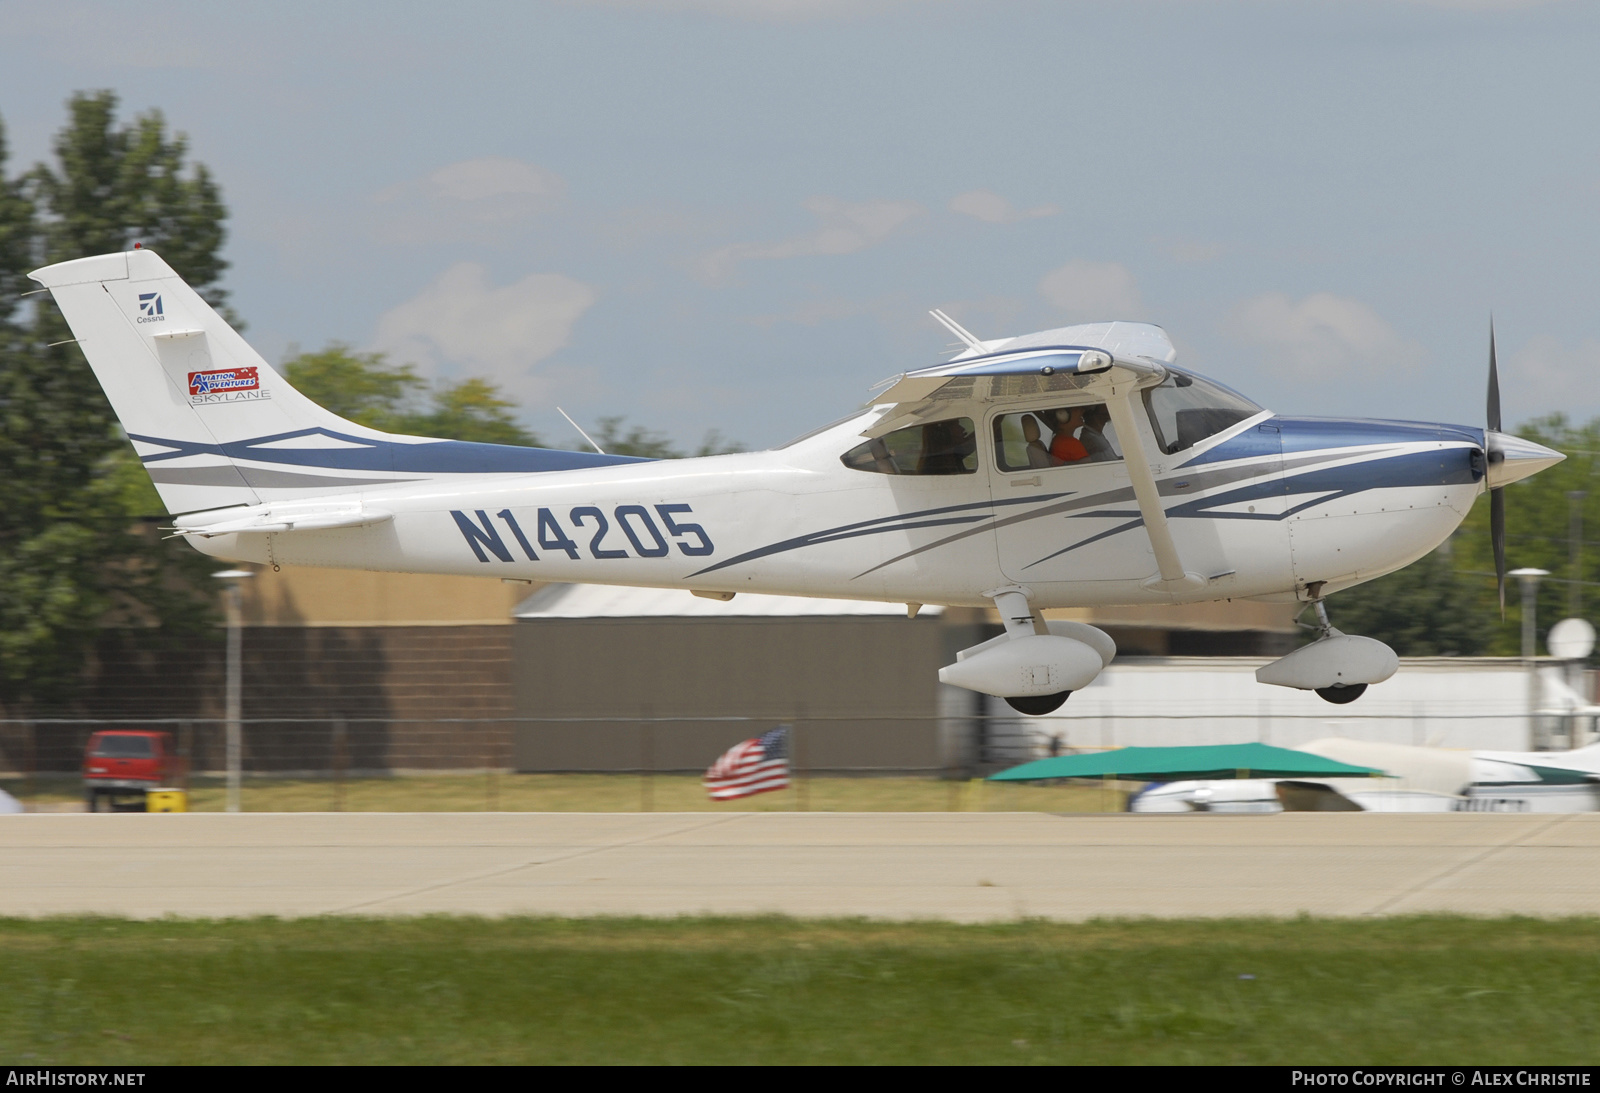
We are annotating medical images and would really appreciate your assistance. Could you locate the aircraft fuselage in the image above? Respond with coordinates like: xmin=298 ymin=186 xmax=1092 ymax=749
xmin=191 ymin=408 xmax=1488 ymax=610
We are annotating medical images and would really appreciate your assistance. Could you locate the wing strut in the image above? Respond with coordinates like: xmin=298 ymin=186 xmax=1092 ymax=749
xmin=1103 ymin=389 xmax=1205 ymax=593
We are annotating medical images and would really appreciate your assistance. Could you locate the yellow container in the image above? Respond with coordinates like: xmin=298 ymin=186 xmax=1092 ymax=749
xmin=146 ymin=789 xmax=188 ymax=813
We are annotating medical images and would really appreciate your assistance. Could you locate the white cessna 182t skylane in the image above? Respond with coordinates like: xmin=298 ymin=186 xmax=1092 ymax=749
xmin=29 ymin=249 xmax=1566 ymax=714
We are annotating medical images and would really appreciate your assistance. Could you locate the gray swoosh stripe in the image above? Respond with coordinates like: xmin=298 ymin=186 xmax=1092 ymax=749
xmin=148 ymin=466 xmax=419 ymax=488
xmin=145 ymin=465 xmax=252 ymax=489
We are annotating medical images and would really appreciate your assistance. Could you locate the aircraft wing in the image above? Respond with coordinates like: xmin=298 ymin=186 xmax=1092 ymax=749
xmin=960 ymin=320 xmax=1178 ymax=365
xmin=871 ymin=321 xmax=1177 ymax=407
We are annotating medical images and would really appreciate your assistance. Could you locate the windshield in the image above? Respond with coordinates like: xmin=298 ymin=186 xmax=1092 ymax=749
xmin=91 ymin=734 xmax=155 ymax=758
xmin=1141 ymin=369 xmax=1262 ymax=454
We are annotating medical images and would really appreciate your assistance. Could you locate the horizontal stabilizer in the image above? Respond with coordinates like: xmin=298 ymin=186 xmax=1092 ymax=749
xmin=172 ymin=504 xmax=393 ymax=538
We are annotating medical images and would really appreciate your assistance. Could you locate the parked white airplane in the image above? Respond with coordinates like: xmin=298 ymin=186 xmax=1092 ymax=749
xmin=27 ymin=249 xmax=1566 ymax=713
xmin=1132 ymin=736 xmax=1600 ymax=814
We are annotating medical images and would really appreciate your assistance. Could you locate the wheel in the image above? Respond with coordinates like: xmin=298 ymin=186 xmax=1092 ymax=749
xmin=1315 ymin=683 xmax=1368 ymax=705
xmin=1006 ymin=691 xmax=1071 ymax=715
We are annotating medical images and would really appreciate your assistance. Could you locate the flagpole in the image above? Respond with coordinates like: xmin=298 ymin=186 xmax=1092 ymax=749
xmin=794 ymin=707 xmax=808 ymax=812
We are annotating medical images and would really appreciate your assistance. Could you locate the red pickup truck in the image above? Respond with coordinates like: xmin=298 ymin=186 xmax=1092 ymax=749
xmin=83 ymin=730 xmax=183 ymax=811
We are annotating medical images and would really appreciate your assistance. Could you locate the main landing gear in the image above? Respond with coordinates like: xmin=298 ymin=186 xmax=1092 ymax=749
xmin=937 ymin=586 xmax=1117 ymax=717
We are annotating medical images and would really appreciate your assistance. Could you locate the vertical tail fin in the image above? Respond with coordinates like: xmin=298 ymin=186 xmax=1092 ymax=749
xmin=28 ymin=249 xmax=403 ymax=513
xmin=29 ymin=248 xmax=646 ymax=515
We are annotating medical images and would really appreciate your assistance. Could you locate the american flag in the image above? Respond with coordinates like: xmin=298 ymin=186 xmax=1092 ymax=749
xmin=703 ymin=725 xmax=790 ymax=800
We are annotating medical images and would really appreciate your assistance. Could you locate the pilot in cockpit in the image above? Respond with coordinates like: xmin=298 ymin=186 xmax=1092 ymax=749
xmin=920 ymin=418 xmax=977 ymax=474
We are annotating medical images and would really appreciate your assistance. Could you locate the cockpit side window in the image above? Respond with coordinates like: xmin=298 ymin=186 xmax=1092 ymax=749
xmin=992 ymin=403 xmax=1122 ymax=472
xmin=1140 ymin=370 xmax=1262 ymax=455
xmin=841 ymin=417 xmax=978 ymax=475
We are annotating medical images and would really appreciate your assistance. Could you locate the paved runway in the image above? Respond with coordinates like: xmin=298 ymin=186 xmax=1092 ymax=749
xmin=4 ymin=811 xmax=1599 ymax=921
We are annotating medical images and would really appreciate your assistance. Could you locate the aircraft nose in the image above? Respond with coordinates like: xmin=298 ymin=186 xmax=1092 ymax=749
xmin=1485 ymin=431 xmax=1565 ymax=489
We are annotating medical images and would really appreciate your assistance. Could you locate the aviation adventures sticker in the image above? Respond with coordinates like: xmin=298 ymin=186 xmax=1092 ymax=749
xmin=188 ymin=367 xmax=270 ymax=405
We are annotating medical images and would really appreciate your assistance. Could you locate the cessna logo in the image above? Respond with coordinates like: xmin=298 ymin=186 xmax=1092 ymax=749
xmin=136 ymin=292 xmax=165 ymax=323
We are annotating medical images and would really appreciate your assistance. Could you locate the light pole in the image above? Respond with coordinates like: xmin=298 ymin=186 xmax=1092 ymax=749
xmin=1510 ymin=568 xmax=1550 ymax=750
xmin=212 ymin=569 xmax=253 ymax=812
xmin=1568 ymin=491 xmax=1587 ymax=621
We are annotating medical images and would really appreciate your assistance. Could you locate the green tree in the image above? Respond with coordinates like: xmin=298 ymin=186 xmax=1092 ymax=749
xmin=28 ymin=90 xmax=232 ymax=316
xmin=0 ymin=94 xmax=225 ymax=710
xmin=280 ymin=344 xmax=424 ymax=429
xmin=283 ymin=346 xmax=742 ymax=456
xmin=586 ymin=416 xmax=745 ymax=458
xmin=404 ymin=378 xmax=540 ymax=446
xmin=590 ymin=416 xmax=682 ymax=458
xmin=1319 ymin=544 xmax=1491 ymax=657
xmin=280 ymin=344 xmax=543 ymax=447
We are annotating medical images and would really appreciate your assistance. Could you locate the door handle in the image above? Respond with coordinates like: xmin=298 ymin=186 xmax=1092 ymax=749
xmin=1010 ymin=475 xmax=1041 ymax=487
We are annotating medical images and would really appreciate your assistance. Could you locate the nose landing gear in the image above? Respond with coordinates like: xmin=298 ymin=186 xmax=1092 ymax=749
xmin=1304 ymin=600 xmax=1369 ymax=704
xmin=1005 ymin=692 xmax=1072 ymax=716
xmin=1256 ymin=595 xmax=1398 ymax=703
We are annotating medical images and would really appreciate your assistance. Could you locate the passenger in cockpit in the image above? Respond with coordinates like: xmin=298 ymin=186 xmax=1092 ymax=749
xmin=1079 ymin=404 xmax=1115 ymax=462
xmin=1047 ymin=407 xmax=1088 ymax=464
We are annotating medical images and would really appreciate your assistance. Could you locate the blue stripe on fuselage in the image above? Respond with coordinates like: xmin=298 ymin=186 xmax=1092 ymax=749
xmin=129 ymin=427 xmax=652 ymax=473
xmin=1179 ymin=417 xmax=1484 ymax=468
xmin=1168 ymin=446 xmax=1482 ymax=522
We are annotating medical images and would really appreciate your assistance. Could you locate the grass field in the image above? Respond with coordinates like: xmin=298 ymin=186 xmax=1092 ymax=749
xmin=5 ymin=773 xmax=1126 ymax=813
xmin=1 ymin=915 xmax=1596 ymax=1065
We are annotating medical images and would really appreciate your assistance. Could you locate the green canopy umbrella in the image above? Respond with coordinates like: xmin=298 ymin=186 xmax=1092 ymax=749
xmin=988 ymin=743 xmax=1386 ymax=783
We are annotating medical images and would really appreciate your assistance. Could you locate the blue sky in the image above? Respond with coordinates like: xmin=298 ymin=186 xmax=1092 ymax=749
xmin=3 ymin=0 xmax=1598 ymax=450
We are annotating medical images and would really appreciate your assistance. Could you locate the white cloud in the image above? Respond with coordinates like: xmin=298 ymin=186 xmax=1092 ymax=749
xmin=372 ymin=263 xmax=598 ymax=400
xmin=372 ymin=158 xmax=566 ymax=244
xmin=697 ymin=196 xmax=924 ymax=281
xmin=1506 ymin=335 xmax=1600 ymax=419
xmin=1226 ymin=292 xmax=1425 ymax=378
xmin=948 ymin=190 xmax=1059 ymax=224
xmin=1037 ymin=260 xmax=1144 ymax=320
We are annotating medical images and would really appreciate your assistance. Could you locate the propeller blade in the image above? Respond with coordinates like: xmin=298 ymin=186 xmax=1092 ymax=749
xmin=1492 ymin=486 xmax=1507 ymax=619
xmin=1487 ymin=318 xmax=1507 ymax=618
xmin=1487 ymin=319 xmax=1502 ymax=434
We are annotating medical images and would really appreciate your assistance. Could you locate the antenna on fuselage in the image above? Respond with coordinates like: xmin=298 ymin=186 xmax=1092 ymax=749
xmin=928 ymin=308 xmax=986 ymax=354
xmin=557 ymin=406 xmax=606 ymax=455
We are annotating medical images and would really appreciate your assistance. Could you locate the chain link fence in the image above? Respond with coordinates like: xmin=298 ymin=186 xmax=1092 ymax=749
xmin=0 ymin=708 xmax=1568 ymax=813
